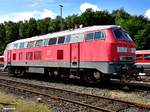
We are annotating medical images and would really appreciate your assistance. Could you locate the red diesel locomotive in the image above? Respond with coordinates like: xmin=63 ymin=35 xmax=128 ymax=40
xmin=3 ymin=25 xmax=138 ymax=82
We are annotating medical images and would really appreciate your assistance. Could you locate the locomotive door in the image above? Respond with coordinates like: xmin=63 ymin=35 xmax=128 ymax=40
xmin=70 ymin=43 xmax=80 ymax=68
xmin=7 ymin=50 xmax=11 ymax=66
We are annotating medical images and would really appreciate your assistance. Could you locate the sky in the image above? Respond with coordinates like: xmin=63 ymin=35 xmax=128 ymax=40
xmin=0 ymin=0 xmax=150 ymax=23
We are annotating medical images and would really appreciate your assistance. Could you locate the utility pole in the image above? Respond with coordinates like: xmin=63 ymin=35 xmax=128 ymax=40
xmin=59 ymin=5 xmax=63 ymax=30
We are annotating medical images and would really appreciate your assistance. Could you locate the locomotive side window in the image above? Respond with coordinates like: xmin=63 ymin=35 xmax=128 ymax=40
xmin=13 ymin=53 xmax=16 ymax=60
xmin=85 ymin=32 xmax=94 ymax=41
xmin=94 ymin=31 xmax=105 ymax=40
xmin=58 ymin=36 xmax=65 ymax=44
xmin=71 ymin=33 xmax=84 ymax=43
xmin=65 ymin=35 xmax=71 ymax=43
xmin=144 ymin=54 xmax=150 ymax=60
xmin=27 ymin=41 xmax=35 ymax=48
xmin=44 ymin=39 xmax=49 ymax=46
xmin=35 ymin=40 xmax=43 ymax=47
xmin=57 ymin=50 xmax=63 ymax=60
xmin=13 ymin=44 xmax=18 ymax=49
xmin=19 ymin=42 xmax=25 ymax=48
xmin=24 ymin=42 xmax=28 ymax=48
xmin=26 ymin=52 xmax=33 ymax=60
xmin=48 ymin=38 xmax=57 ymax=45
xmin=77 ymin=33 xmax=84 ymax=42
xmin=34 ymin=51 xmax=41 ymax=60
xmin=136 ymin=54 xmax=142 ymax=60
xmin=71 ymin=35 xmax=79 ymax=43
xmin=19 ymin=52 xmax=23 ymax=60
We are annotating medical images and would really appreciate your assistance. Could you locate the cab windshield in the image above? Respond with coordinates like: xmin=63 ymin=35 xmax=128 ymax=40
xmin=113 ymin=28 xmax=133 ymax=41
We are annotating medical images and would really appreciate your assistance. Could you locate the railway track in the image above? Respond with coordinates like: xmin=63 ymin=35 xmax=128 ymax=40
xmin=0 ymin=77 xmax=149 ymax=112
xmin=110 ymin=79 xmax=150 ymax=91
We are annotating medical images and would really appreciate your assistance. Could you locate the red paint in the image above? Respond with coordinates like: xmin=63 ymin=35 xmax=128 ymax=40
xmin=135 ymin=50 xmax=150 ymax=63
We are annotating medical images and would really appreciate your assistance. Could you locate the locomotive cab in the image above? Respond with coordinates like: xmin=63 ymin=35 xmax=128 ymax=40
xmin=112 ymin=27 xmax=135 ymax=62
xmin=107 ymin=27 xmax=140 ymax=81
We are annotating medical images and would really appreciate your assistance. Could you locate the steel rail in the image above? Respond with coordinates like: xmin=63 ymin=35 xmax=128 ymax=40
xmin=0 ymin=83 xmax=113 ymax=112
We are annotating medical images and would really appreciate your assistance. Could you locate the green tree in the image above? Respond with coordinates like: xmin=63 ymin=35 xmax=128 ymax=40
xmin=112 ymin=8 xmax=130 ymax=19
xmin=65 ymin=14 xmax=81 ymax=29
xmin=19 ymin=21 xmax=29 ymax=39
xmin=80 ymin=9 xmax=114 ymax=27
xmin=37 ymin=17 xmax=51 ymax=35
xmin=80 ymin=8 xmax=95 ymax=26
xmin=27 ymin=18 xmax=38 ymax=37
xmin=136 ymin=23 xmax=150 ymax=49
xmin=93 ymin=10 xmax=114 ymax=25
xmin=48 ymin=16 xmax=62 ymax=32
xmin=4 ymin=21 xmax=19 ymax=44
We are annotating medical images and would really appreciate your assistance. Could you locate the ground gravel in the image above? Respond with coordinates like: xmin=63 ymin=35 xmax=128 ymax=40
xmin=0 ymin=72 xmax=149 ymax=111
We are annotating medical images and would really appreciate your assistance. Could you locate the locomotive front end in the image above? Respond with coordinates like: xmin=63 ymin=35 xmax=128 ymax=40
xmin=108 ymin=27 xmax=141 ymax=81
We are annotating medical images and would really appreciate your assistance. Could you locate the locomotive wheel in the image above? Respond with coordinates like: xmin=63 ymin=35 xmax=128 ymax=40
xmin=19 ymin=69 xmax=26 ymax=76
xmin=49 ymin=71 xmax=56 ymax=80
xmin=52 ymin=70 xmax=61 ymax=79
xmin=44 ymin=68 xmax=55 ymax=79
xmin=12 ymin=69 xmax=20 ymax=77
xmin=93 ymin=71 xmax=101 ymax=80
xmin=54 ymin=71 xmax=59 ymax=78
xmin=47 ymin=71 xmax=53 ymax=77
xmin=14 ymin=69 xmax=25 ymax=77
xmin=82 ymin=70 xmax=101 ymax=84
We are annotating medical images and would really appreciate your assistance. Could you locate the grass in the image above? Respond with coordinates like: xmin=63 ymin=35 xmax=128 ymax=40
xmin=0 ymin=92 xmax=52 ymax=112
xmin=110 ymin=91 xmax=150 ymax=105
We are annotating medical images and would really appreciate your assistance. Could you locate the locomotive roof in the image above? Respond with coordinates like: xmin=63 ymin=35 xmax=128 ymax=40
xmin=9 ymin=25 xmax=119 ymax=45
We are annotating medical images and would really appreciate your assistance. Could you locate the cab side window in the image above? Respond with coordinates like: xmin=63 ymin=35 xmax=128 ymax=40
xmin=85 ymin=32 xmax=94 ymax=41
xmin=94 ymin=31 xmax=105 ymax=40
